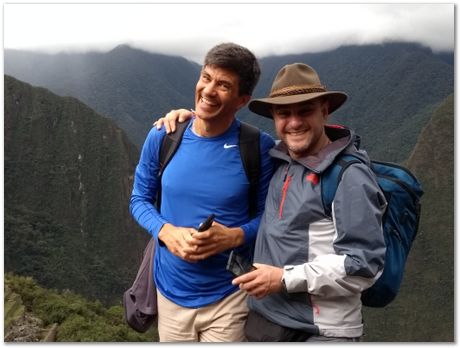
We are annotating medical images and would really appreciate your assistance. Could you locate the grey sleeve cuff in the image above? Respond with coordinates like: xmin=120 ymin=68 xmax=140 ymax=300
xmin=283 ymin=265 xmax=309 ymax=293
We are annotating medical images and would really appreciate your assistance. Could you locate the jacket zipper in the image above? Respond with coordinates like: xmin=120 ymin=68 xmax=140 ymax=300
xmin=279 ymin=166 xmax=292 ymax=219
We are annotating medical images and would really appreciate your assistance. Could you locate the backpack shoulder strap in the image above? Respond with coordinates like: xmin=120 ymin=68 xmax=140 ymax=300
xmin=156 ymin=120 xmax=191 ymax=209
xmin=239 ymin=121 xmax=261 ymax=218
xmin=158 ymin=120 xmax=191 ymax=176
xmin=321 ymin=154 xmax=363 ymax=217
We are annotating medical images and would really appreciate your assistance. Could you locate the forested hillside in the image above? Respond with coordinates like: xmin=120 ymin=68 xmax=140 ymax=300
xmin=361 ymin=94 xmax=454 ymax=341
xmin=4 ymin=75 xmax=149 ymax=305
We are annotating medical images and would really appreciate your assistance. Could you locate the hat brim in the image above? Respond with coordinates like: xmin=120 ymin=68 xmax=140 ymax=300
xmin=248 ymin=91 xmax=348 ymax=119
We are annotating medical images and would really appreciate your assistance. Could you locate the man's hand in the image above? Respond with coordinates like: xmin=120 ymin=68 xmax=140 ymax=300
xmin=184 ymin=221 xmax=245 ymax=261
xmin=232 ymin=263 xmax=284 ymax=299
xmin=159 ymin=221 xmax=244 ymax=262
xmin=153 ymin=109 xmax=194 ymax=133
xmin=158 ymin=223 xmax=199 ymax=262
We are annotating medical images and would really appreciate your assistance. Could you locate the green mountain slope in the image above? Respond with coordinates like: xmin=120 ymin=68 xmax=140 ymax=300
xmin=4 ymin=75 xmax=149 ymax=305
xmin=5 ymin=273 xmax=158 ymax=342
xmin=362 ymin=94 xmax=454 ymax=342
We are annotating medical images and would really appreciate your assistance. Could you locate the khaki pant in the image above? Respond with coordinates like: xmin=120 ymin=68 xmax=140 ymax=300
xmin=157 ymin=289 xmax=248 ymax=342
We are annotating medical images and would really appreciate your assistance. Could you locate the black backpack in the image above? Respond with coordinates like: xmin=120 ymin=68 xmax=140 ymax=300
xmin=156 ymin=120 xmax=261 ymax=217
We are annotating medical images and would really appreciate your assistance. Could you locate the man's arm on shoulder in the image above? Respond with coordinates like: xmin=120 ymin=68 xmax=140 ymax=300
xmin=153 ymin=109 xmax=193 ymax=133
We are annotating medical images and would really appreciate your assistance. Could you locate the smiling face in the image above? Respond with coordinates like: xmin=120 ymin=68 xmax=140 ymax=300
xmin=194 ymin=65 xmax=250 ymax=127
xmin=272 ymin=98 xmax=331 ymax=159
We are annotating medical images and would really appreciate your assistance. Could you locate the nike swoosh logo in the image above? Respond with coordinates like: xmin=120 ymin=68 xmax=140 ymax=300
xmin=224 ymin=144 xmax=238 ymax=149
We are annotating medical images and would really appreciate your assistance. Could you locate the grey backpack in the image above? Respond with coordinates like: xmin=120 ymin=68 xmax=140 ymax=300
xmin=123 ymin=238 xmax=157 ymax=332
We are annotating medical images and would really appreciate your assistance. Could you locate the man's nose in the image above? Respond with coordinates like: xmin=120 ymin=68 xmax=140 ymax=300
xmin=202 ymin=82 xmax=217 ymax=96
xmin=287 ymin=113 xmax=304 ymax=127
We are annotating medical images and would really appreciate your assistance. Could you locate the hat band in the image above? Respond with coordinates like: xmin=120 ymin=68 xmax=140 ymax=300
xmin=270 ymin=85 xmax=326 ymax=98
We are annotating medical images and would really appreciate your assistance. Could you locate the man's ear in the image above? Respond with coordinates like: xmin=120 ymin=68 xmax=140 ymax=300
xmin=321 ymin=99 xmax=330 ymax=119
xmin=237 ymin=95 xmax=251 ymax=110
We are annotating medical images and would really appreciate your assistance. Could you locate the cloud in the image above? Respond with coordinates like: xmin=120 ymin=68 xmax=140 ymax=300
xmin=4 ymin=3 xmax=454 ymax=63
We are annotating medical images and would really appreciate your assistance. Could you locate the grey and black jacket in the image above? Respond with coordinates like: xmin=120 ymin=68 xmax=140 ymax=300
xmin=249 ymin=126 xmax=387 ymax=338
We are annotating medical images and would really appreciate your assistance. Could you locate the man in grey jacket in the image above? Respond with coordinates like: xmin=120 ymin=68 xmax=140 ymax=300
xmin=232 ymin=63 xmax=387 ymax=342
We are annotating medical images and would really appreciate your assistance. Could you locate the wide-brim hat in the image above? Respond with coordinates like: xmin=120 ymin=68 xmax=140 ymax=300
xmin=248 ymin=63 xmax=348 ymax=118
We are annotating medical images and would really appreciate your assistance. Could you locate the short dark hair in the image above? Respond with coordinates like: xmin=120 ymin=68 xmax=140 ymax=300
xmin=203 ymin=42 xmax=261 ymax=96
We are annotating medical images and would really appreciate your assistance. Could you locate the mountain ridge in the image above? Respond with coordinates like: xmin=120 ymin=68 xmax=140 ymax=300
xmin=5 ymin=42 xmax=454 ymax=162
xmin=5 ymin=46 xmax=201 ymax=148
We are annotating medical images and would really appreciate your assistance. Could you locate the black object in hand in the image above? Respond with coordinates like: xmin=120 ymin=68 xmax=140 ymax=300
xmin=226 ymin=250 xmax=255 ymax=277
xmin=197 ymin=214 xmax=215 ymax=232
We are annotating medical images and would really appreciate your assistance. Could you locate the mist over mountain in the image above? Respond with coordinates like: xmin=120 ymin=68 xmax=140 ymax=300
xmin=4 ymin=42 xmax=453 ymax=163
xmin=5 ymin=44 xmax=200 ymax=148
xmin=4 ymin=75 xmax=149 ymax=305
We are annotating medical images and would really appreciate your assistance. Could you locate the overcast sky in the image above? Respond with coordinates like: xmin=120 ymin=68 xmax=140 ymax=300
xmin=3 ymin=2 xmax=455 ymax=64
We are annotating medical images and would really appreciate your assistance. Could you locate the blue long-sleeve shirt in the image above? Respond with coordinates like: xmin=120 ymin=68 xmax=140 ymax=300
xmin=130 ymin=119 xmax=274 ymax=307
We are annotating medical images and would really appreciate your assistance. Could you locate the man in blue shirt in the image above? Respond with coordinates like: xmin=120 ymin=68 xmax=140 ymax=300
xmin=130 ymin=43 xmax=274 ymax=342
